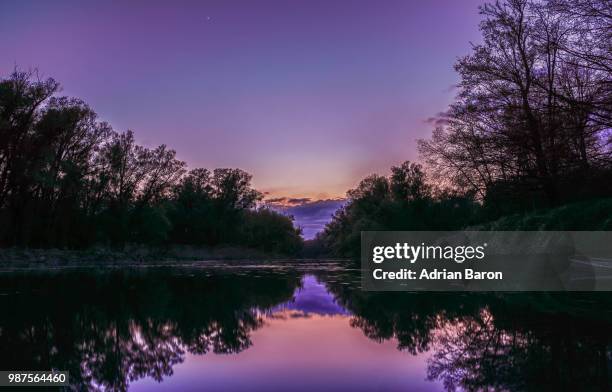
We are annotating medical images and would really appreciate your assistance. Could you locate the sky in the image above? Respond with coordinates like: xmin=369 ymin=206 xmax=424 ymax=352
xmin=0 ymin=0 xmax=484 ymax=198
xmin=267 ymin=198 xmax=345 ymax=239
xmin=1 ymin=0 xmax=484 ymax=237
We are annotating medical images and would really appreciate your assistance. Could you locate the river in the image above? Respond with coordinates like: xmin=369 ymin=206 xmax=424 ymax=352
xmin=0 ymin=261 xmax=610 ymax=391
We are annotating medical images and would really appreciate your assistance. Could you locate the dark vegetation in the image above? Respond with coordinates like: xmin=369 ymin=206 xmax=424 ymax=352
xmin=0 ymin=73 xmax=302 ymax=255
xmin=318 ymin=0 xmax=612 ymax=258
xmin=2 ymin=266 xmax=610 ymax=391
xmin=319 ymin=267 xmax=612 ymax=391
xmin=0 ymin=268 xmax=301 ymax=390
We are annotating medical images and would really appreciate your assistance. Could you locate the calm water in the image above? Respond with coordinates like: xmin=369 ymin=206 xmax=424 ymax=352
xmin=0 ymin=261 xmax=611 ymax=391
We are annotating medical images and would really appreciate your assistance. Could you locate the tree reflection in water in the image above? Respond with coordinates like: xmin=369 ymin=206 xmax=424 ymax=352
xmin=1 ymin=266 xmax=611 ymax=391
xmin=322 ymin=268 xmax=612 ymax=392
xmin=0 ymin=268 xmax=300 ymax=391
xmin=426 ymin=299 xmax=611 ymax=391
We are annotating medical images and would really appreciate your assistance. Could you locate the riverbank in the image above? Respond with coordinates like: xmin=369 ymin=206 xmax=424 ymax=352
xmin=0 ymin=245 xmax=295 ymax=270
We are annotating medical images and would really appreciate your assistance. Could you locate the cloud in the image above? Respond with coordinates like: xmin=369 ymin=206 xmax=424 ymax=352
xmin=443 ymin=83 xmax=459 ymax=93
xmin=265 ymin=198 xmax=345 ymax=239
xmin=266 ymin=197 xmax=289 ymax=203
xmin=287 ymin=197 xmax=311 ymax=205
xmin=425 ymin=111 xmax=450 ymax=126
xmin=264 ymin=197 xmax=313 ymax=207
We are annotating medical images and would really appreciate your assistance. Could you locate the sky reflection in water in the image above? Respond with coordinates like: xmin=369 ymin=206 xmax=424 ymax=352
xmin=130 ymin=274 xmax=440 ymax=392
xmin=1 ymin=264 xmax=610 ymax=391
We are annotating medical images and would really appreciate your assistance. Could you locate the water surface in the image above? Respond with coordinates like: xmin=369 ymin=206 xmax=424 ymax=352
xmin=0 ymin=261 xmax=610 ymax=391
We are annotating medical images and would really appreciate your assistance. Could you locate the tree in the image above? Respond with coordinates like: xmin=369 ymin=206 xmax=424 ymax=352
xmin=241 ymin=208 xmax=303 ymax=254
xmin=318 ymin=161 xmax=479 ymax=258
xmin=29 ymin=97 xmax=111 ymax=246
xmin=419 ymin=0 xmax=612 ymax=211
xmin=168 ymin=168 xmax=215 ymax=245
xmin=0 ymin=70 xmax=302 ymax=254
xmin=390 ymin=161 xmax=431 ymax=202
xmin=211 ymin=168 xmax=262 ymax=210
xmin=0 ymin=71 xmax=60 ymax=245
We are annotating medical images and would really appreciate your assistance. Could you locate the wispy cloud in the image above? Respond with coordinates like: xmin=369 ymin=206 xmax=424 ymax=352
xmin=424 ymin=111 xmax=450 ymax=126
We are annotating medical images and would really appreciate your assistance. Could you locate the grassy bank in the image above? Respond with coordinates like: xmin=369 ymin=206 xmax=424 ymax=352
xmin=0 ymin=245 xmax=292 ymax=270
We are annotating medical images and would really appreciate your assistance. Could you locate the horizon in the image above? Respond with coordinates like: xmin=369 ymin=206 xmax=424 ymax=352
xmin=0 ymin=0 xmax=484 ymax=201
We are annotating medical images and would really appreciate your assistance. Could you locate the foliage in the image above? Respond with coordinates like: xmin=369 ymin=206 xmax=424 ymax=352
xmin=0 ymin=71 xmax=302 ymax=255
xmin=418 ymin=0 xmax=612 ymax=208
xmin=318 ymin=160 xmax=612 ymax=258
xmin=319 ymin=0 xmax=612 ymax=258
xmin=317 ymin=161 xmax=481 ymax=258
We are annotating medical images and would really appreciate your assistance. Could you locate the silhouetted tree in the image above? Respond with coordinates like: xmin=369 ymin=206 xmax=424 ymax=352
xmin=419 ymin=0 xmax=612 ymax=212
xmin=0 ymin=70 xmax=302 ymax=254
xmin=318 ymin=161 xmax=480 ymax=258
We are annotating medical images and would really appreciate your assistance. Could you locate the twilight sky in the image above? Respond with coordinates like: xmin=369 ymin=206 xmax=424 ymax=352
xmin=0 ymin=0 xmax=483 ymax=200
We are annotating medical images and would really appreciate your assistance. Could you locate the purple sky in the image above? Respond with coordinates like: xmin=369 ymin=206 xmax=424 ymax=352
xmin=267 ymin=198 xmax=345 ymax=239
xmin=1 ymin=0 xmax=483 ymax=200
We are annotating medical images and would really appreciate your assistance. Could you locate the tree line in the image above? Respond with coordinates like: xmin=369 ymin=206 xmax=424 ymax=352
xmin=419 ymin=0 xmax=612 ymax=214
xmin=319 ymin=0 xmax=612 ymax=257
xmin=316 ymin=161 xmax=481 ymax=257
xmin=0 ymin=71 xmax=302 ymax=254
xmin=322 ymin=269 xmax=612 ymax=391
